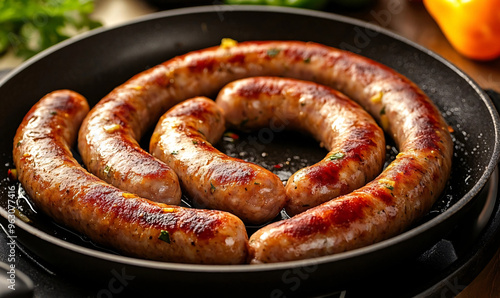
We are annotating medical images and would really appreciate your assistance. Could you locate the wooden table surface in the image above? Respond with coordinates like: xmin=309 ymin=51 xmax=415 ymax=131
xmin=1 ymin=0 xmax=499 ymax=297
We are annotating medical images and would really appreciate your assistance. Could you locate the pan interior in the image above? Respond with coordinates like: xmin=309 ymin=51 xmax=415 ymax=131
xmin=0 ymin=6 xmax=498 ymax=270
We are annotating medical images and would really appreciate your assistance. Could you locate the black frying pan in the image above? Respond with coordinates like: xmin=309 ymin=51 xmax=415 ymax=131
xmin=0 ymin=6 xmax=499 ymax=297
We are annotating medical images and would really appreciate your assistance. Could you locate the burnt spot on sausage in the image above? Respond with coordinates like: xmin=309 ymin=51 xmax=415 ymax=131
xmin=81 ymin=186 xmax=219 ymax=240
xmin=177 ymin=209 xmax=221 ymax=240
xmin=227 ymin=53 xmax=246 ymax=65
xmin=234 ymin=78 xmax=284 ymax=99
xmin=364 ymin=185 xmax=394 ymax=205
xmin=110 ymin=100 xmax=138 ymax=123
xmin=209 ymin=162 xmax=257 ymax=186
xmin=283 ymin=197 xmax=371 ymax=237
xmin=131 ymin=152 xmax=173 ymax=180
xmin=167 ymin=99 xmax=214 ymax=120
xmin=324 ymin=197 xmax=371 ymax=227
xmin=305 ymin=162 xmax=341 ymax=187
xmin=390 ymin=155 xmax=427 ymax=186
xmin=48 ymin=92 xmax=86 ymax=115
xmin=341 ymin=126 xmax=378 ymax=160
xmin=282 ymin=213 xmax=329 ymax=238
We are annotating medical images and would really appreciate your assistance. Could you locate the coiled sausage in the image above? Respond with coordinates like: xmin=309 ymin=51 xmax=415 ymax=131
xmin=13 ymin=90 xmax=248 ymax=264
xmin=76 ymin=40 xmax=452 ymax=263
xmin=150 ymin=96 xmax=286 ymax=224
xmin=216 ymin=77 xmax=386 ymax=216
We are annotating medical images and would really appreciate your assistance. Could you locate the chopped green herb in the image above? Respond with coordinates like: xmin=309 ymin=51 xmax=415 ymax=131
xmin=380 ymin=106 xmax=386 ymax=115
xmin=0 ymin=0 xmax=102 ymax=59
xmin=385 ymin=185 xmax=394 ymax=191
xmin=103 ymin=165 xmax=112 ymax=177
xmin=192 ymin=140 xmax=198 ymax=145
xmin=16 ymin=141 xmax=22 ymax=147
xmin=254 ymin=182 xmax=261 ymax=185
xmin=267 ymin=48 xmax=280 ymax=57
xmin=50 ymin=111 xmax=57 ymax=115
xmin=329 ymin=152 xmax=345 ymax=160
xmin=171 ymin=150 xmax=179 ymax=155
xmin=158 ymin=230 xmax=171 ymax=244
xmin=210 ymin=182 xmax=216 ymax=193
xmin=240 ymin=119 xmax=249 ymax=127
xmin=304 ymin=57 xmax=311 ymax=63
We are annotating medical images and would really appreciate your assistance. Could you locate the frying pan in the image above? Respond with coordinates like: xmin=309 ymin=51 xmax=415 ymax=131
xmin=0 ymin=5 xmax=499 ymax=297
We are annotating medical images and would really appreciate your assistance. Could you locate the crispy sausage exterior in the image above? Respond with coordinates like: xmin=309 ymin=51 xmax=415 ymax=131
xmin=13 ymin=90 xmax=248 ymax=264
xmin=150 ymin=97 xmax=286 ymax=224
xmin=76 ymin=41 xmax=452 ymax=263
xmin=216 ymin=77 xmax=386 ymax=216
xmin=78 ymin=85 xmax=182 ymax=204
xmin=247 ymin=69 xmax=453 ymax=262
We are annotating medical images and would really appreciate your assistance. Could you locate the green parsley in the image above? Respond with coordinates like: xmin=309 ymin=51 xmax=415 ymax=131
xmin=158 ymin=230 xmax=171 ymax=244
xmin=103 ymin=165 xmax=112 ymax=177
xmin=210 ymin=182 xmax=216 ymax=193
xmin=267 ymin=48 xmax=280 ymax=57
xmin=0 ymin=0 xmax=102 ymax=59
xmin=329 ymin=152 xmax=345 ymax=160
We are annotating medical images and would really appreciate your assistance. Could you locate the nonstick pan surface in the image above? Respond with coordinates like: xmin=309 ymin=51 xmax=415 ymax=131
xmin=0 ymin=6 xmax=499 ymax=297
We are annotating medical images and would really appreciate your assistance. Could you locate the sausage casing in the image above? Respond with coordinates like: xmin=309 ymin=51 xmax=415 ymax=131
xmin=75 ymin=40 xmax=452 ymax=263
xmin=150 ymin=97 xmax=286 ymax=224
xmin=216 ymin=77 xmax=386 ymax=215
xmin=13 ymin=90 xmax=248 ymax=264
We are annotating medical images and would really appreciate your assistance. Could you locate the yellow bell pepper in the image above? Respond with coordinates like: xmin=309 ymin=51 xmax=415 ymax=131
xmin=423 ymin=0 xmax=500 ymax=61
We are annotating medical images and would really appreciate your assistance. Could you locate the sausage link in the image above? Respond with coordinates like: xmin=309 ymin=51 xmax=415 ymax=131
xmin=13 ymin=90 xmax=248 ymax=264
xmin=150 ymin=97 xmax=286 ymax=224
xmin=247 ymin=75 xmax=453 ymax=263
xmin=78 ymin=85 xmax=182 ymax=204
xmin=216 ymin=77 xmax=386 ymax=216
xmin=76 ymin=41 xmax=452 ymax=263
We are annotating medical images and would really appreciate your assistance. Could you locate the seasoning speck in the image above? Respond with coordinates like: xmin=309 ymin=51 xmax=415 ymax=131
xmin=158 ymin=230 xmax=171 ymax=244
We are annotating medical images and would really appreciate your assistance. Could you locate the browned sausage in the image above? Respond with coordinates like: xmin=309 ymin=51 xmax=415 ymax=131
xmin=76 ymin=40 xmax=452 ymax=263
xmin=216 ymin=77 xmax=386 ymax=216
xmin=78 ymin=87 xmax=182 ymax=204
xmin=13 ymin=90 xmax=248 ymax=264
xmin=247 ymin=75 xmax=453 ymax=263
xmin=150 ymin=96 xmax=286 ymax=224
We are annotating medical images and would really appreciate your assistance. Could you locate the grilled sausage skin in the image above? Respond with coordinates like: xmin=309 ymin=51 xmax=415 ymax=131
xmin=13 ymin=90 xmax=248 ymax=264
xmin=216 ymin=77 xmax=386 ymax=216
xmin=74 ymin=40 xmax=452 ymax=263
xmin=150 ymin=97 xmax=286 ymax=224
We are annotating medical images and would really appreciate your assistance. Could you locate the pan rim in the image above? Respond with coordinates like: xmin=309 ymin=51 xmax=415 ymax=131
xmin=2 ymin=5 xmax=500 ymax=273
